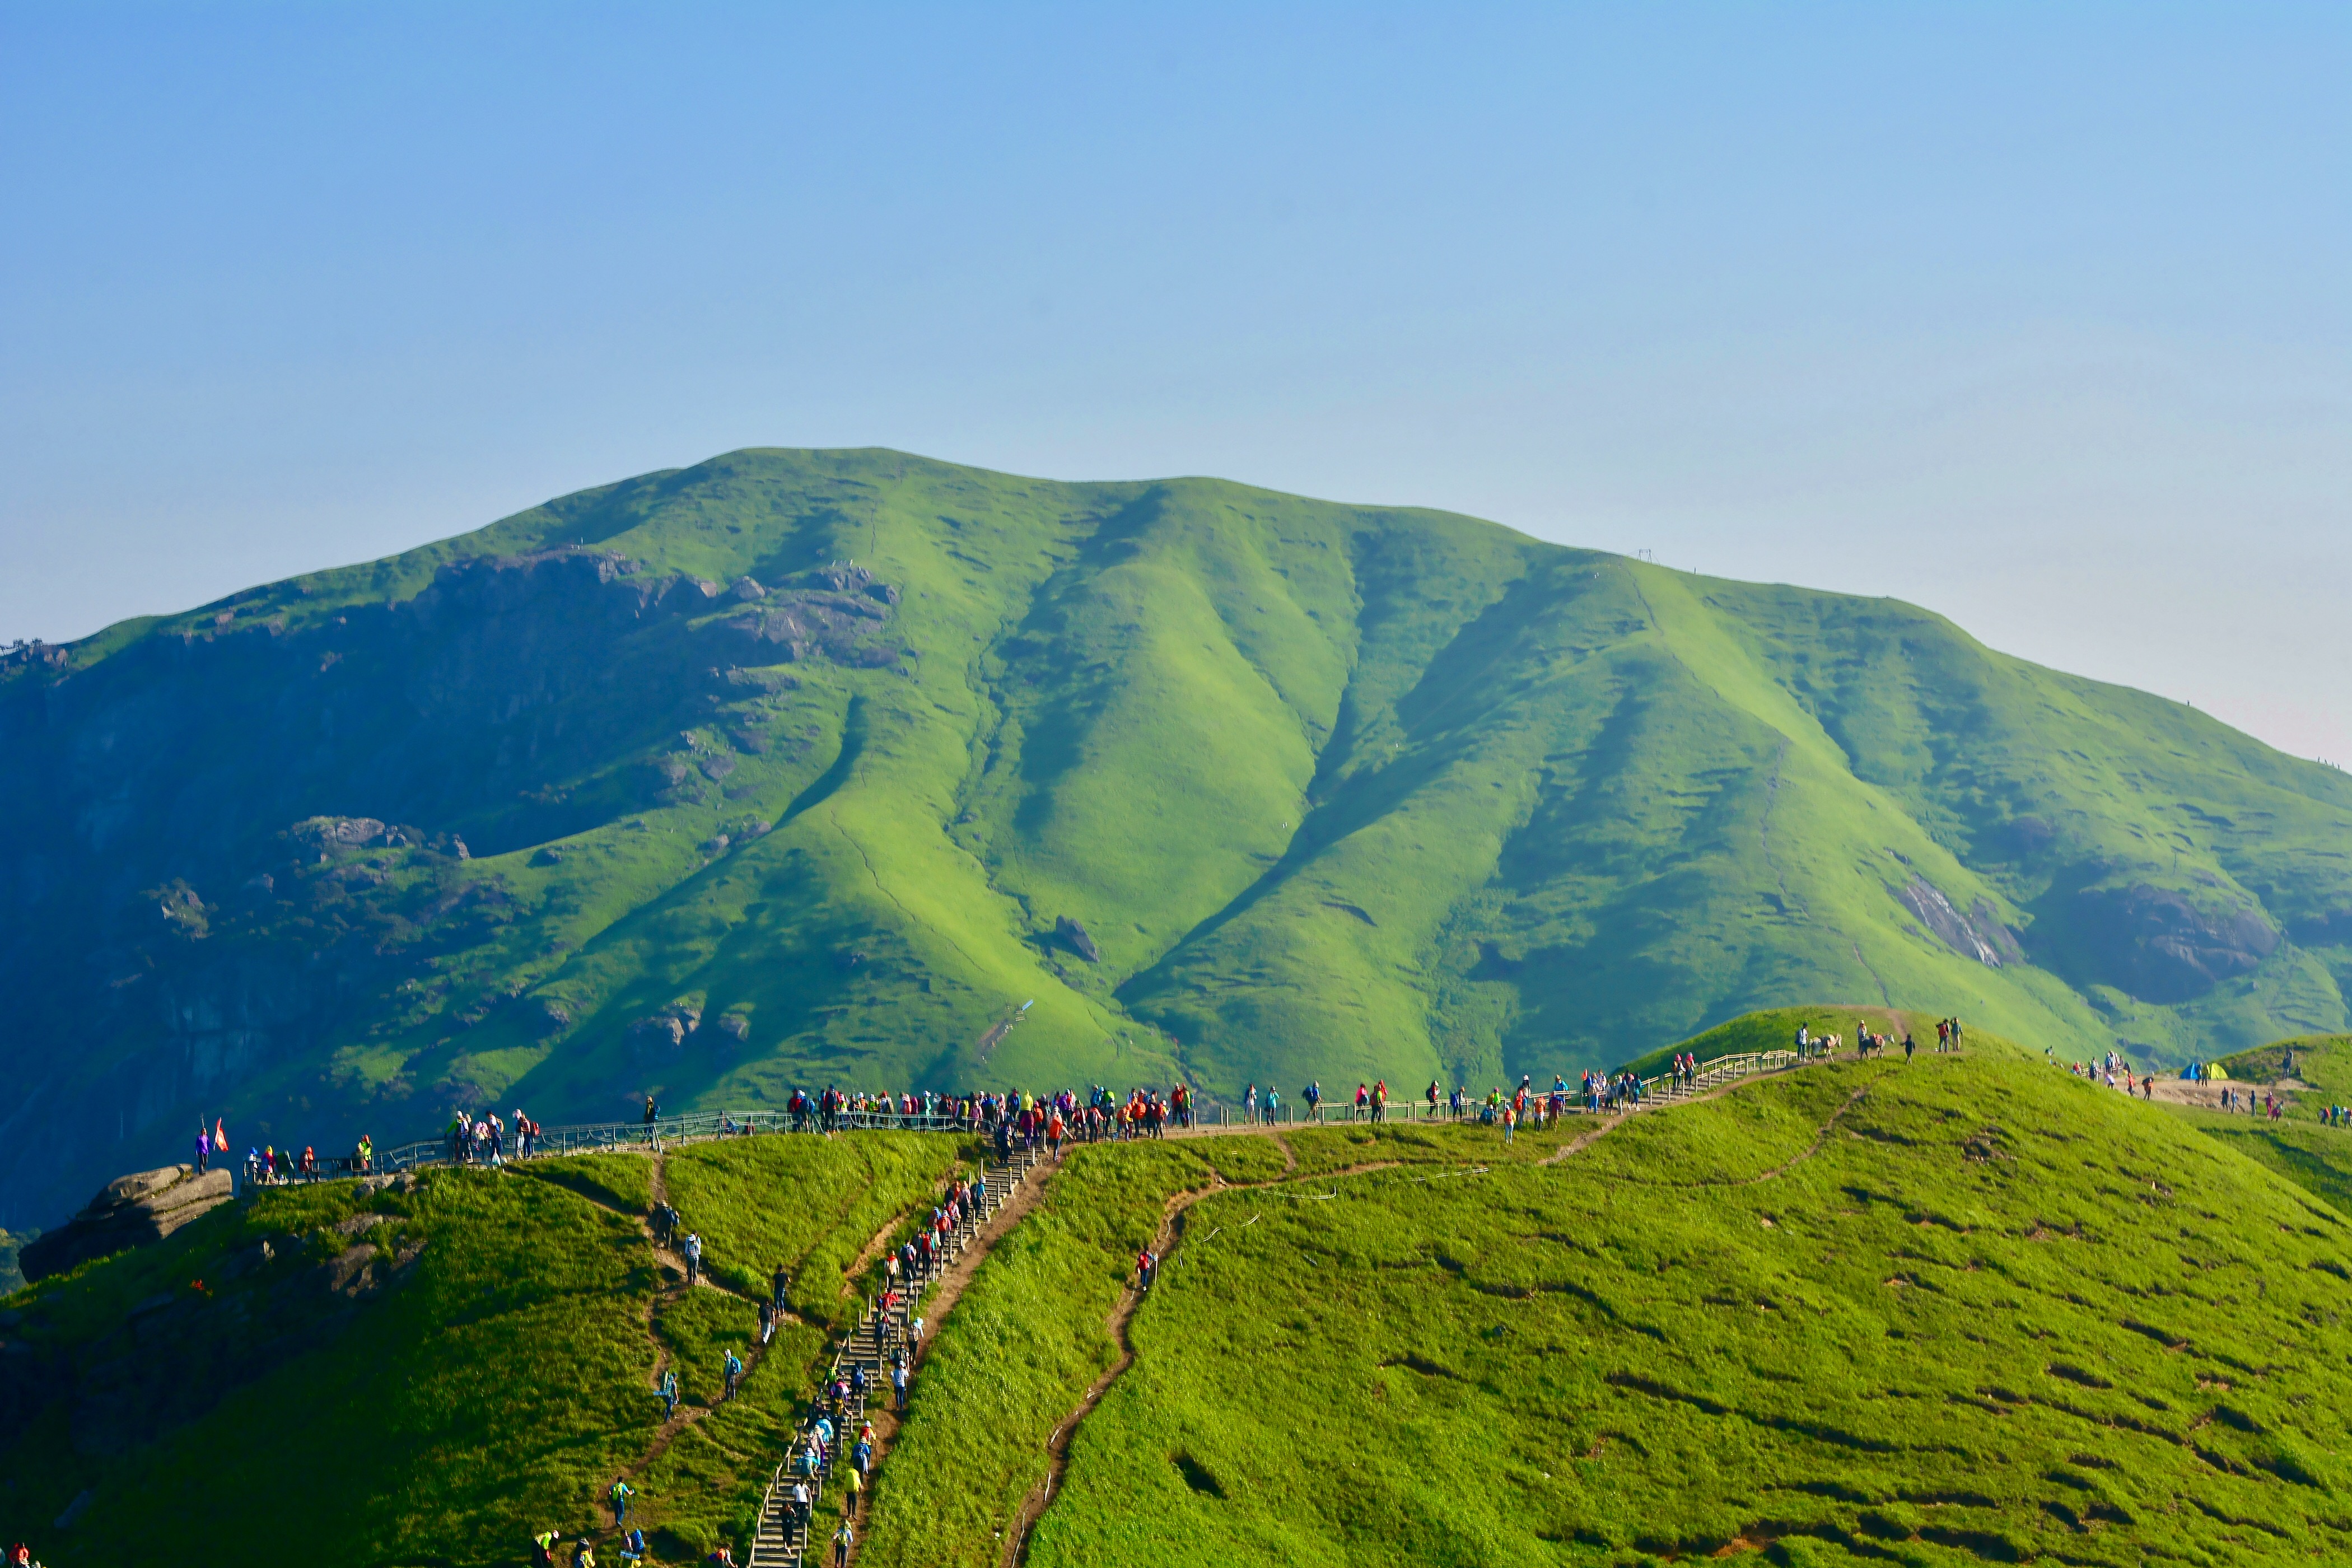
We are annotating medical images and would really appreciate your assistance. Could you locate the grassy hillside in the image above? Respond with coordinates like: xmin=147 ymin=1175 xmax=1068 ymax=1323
xmin=0 ymin=1132 xmax=973 ymax=1564
xmin=5 ymin=447 xmax=2349 ymax=1230
xmin=862 ymin=1051 xmax=2352 ymax=1567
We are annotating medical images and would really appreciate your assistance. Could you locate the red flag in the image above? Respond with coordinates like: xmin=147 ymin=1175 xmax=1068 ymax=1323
xmin=213 ymin=1118 xmax=227 ymax=1152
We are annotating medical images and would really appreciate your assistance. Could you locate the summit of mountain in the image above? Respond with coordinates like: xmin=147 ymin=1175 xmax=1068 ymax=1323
xmin=3 ymin=447 xmax=2348 ymax=1228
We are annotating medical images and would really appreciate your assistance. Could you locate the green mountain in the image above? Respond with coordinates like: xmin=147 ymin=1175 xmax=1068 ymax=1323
xmin=6 ymin=447 xmax=2349 ymax=1229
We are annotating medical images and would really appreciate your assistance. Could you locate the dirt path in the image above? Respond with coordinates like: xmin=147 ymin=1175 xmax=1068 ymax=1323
xmin=519 ymin=1151 xmax=791 ymax=1506
xmin=997 ymin=1156 xmax=1412 ymax=1567
xmin=1001 ymin=1059 xmax=1864 ymax=1564
xmin=2146 ymin=1074 xmax=2308 ymax=1113
xmin=838 ymin=1160 xmax=1054 ymax=1560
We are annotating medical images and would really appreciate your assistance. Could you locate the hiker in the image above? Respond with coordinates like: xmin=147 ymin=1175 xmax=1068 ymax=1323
xmin=1903 ymin=1032 xmax=1915 ymax=1061
xmin=832 ymin=1520 xmax=854 ymax=1567
xmin=843 ymin=1464 xmax=864 ymax=1513
xmin=659 ymin=1368 xmax=679 ymax=1418
xmin=893 ymin=1360 xmax=910 ymax=1411
xmin=620 ymin=1530 xmax=646 ymax=1565
xmin=791 ymin=1478 xmax=812 ymax=1530
xmin=1305 ymin=1080 xmax=1322 ymax=1121
xmin=1502 ymin=1103 xmax=1516 ymax=1144
xmin=724 ymin=1348 xmax=744 ymax=1400
xmin=684 ymin=1231 xmax=704 ymax=1286
xmin=1136 ymin=1248 xmax=1157 ymax=1290
xmin=194 ymin=1124 xmax=211 ymax=1174
xmin=1354 ymin=1083 xmax=1369 ymax=1118
xmin=759 ymin=1301 xmax=777 ymax=1344
xmin=608 ymin=1477 xmax=633 ymax=1527
xmin=644 ymin=1094 xmax=660 ymax=1148
xmin=853 ymin=1435 xmax=874 ymax=1482
xmin=1263 ymin=1087 xmax=1280 ymax=1125
xmin=533 ymin=1529 xmax=560 ymax=1567
xmin=573 ymin=1538 xmax=595 ymax=1568
xmin=355 ymin=1133 xmax=374 ymax=1173
xmin=773 ymin=1264 xmax=791 ymax=1314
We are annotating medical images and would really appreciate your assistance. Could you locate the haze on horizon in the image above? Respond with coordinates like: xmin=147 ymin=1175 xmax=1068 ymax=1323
xmin=3 ymin=3 xmax=2347 ymax=763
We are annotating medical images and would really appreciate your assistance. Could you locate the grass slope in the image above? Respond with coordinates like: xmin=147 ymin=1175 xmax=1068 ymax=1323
xmin=6 ymin=447 xmax=2350 ymax=1228
xmin=869 ymin=1052 xmax=2352 ymax=1566
xmin=0 ymin=1131 xmax=968 ymax=1565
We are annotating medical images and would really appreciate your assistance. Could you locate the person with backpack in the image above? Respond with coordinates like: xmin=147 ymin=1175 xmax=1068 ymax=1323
xmin=831 ymin=1520 xmax=853 ymax=1567
xmin=658 ymin=1368 xmax=679 ymax=1419
xmin=532 ymin=1529 xmax=559 ymax=1567
xmin=573 ymin=1538 xmax=596 ymax=1568
xmin=683 ymin=1231 xmax=703 ymax=1287
xmin=619 ymin=1529 xmax=646 ymax=1565
xmin=607 ymin=1477 xmax=633 ymax=1527
xmin=724 ymin=1348 xmax=744 ymax=1401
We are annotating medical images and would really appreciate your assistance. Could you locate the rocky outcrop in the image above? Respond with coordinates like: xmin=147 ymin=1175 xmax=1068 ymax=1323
xmin=21 ymin=1165 xmax=235 ymax=1282
xmin=2068 ymin=883 xmax=2279 ymax=1003
xmin=1891 ymin=874 xmax=2021 ymax=968
xmin=723 ymin=565 xmax=902 ymax=666
xmin=1056 ymin=916 xmax=1102 ymax=963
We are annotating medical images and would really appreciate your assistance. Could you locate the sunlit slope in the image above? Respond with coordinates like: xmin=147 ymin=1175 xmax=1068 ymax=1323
xmin=1018 ymin=1056 xmax=2352 ymax=1567
xmin=3 ymin=447 xmax=2349 ymax=1228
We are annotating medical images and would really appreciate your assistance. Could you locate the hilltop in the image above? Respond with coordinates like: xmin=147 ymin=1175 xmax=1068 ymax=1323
xmin=865 ymin=1048 xmax=2352 ymax=1567
xmin=4 ymin=447 xmax=2350 ymax=1228
xmin=10 ymin=1028 xmax=2352 ymax=1565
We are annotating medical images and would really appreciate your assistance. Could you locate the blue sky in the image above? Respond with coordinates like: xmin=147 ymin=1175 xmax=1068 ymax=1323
xmin=4 ymin=3 xmax=2348 ymax=760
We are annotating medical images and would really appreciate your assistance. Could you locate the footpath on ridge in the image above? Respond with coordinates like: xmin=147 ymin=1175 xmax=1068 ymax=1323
xmin=992 ymin=1045 xmax=1860 ymax=1566
xmin=746 ymin=1141 xmax=1046 ymax=1567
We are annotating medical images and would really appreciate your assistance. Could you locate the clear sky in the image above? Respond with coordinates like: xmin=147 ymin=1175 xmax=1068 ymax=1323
xmin=4 ymin=4 xmax=2348 ymax=762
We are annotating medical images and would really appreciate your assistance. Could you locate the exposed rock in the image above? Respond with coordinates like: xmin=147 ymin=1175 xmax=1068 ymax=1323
xmin=2068 ymin=883 xmax=2279 ymax=1003
xmin=716 ymin=1014 xmax=750 ymax=1044
xmin=724 ymin=576 xmax=897 ymax=668
xmin=530 ymin=846 xmax=563 ymax=866
xmin=694 ymin=579 xmax=723 ymax=599
xmin=1056 ymin=916 xmax=1102 ymax=963
xmin=631 ymin=1015 xmax=688 ymax=1051
xmin=701 ymin=754 xmax=736 ymax=781
xmin=21 ymin=1165 xmax=235 ymax=1282
xmin=291 ymin=816 xmax=386 ymax=850
xmin=731 ymin=576 xmax=767 ymax=600
xmin=1891 ymin=874 xmax=2018 ymax=967
xmin=722 ymin=666 xmax=800 ymax=692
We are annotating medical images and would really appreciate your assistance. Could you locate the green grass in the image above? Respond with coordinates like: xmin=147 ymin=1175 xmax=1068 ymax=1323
xmin=655 ymin=1130 xmax=981 ymax=1321
xmin=0 ymin=1132 xmax=970 ymax=1565
xmin=2218 ymin=1032 xmax=2352 ymax=1098
xmin=855 ymin=1134 xmax=1280 ymax=1568
xmin=867 ymin=1051 xmax=2352 ymax=1567
xmin=9 ymin=446 xmax=2352 ymax=1230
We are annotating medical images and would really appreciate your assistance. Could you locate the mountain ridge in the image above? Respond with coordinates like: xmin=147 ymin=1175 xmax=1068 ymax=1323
xmin=3 ymin=446 xmax=2348 ymax=1229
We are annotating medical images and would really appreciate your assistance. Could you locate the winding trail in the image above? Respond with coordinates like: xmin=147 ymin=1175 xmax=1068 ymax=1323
xmin=1000 ymin=1058 xmax=1900 ymax=1565
xmin=519 ymin=1150 xmax=795 ymax=1501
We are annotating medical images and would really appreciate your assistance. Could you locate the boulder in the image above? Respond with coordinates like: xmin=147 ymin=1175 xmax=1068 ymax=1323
xmin=1056 ymin=916 xmax=1102 ymax=963
xmin=21 ymin=1165 xmax=235 ymax=1282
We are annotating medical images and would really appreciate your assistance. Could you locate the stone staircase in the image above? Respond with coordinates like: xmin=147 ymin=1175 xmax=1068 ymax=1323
xmin=749 ymin=1144 xmax=1042 ymax=1566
